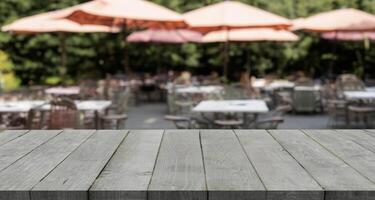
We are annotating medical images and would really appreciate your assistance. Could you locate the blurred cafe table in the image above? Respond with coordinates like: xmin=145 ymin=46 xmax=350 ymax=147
xmin=174 ymin=85 xmax=224 ymax=94
xmin=0 ymin=101 xmax=46 ymax=113
xmin=41 ymin=100 xmax=112 ymax=129
xmin=0 ymin=100 xmax=111 ymax=129
xmin=366 ymin=87 xmax=375 ymax=92
xmin=45 ymin=86 xmax=80 ymax=96
xmin=253 ymin=79 xmax=295 ymax=91
xmin=193 ymin=100 xmax=269 ymax=127
xmin=344 ymin=91 xmax=375 ymax=101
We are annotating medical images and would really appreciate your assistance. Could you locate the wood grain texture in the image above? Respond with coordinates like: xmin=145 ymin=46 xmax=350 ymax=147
xmin=90 ymin=130 xmax=163 ymax=200
xmin=336 ymin=130 xmax=375 ymax=153
xmin=236 ymin=130 xmax=323 ymax=200
xmin=304 ymin=130 xmax=375 ymax=183
xmin=0 ymin=130 xmax=61 ymax=172
xmin=148 ymin=130 xmax=206 ymax=200
xmin=201 ymin=130 xmax=265 ymax=200
xmin=0 ymin=130 xmax=29 ymax=146
xmin=31 ymin=130 xmax=127 ymax=200
xmin=365 ymin=130 xmax=375 ymax=138
xmin=270 ymin=130 xmax=375 ymax=200
xmin=0 ymin=130 xmax=94 ymax=200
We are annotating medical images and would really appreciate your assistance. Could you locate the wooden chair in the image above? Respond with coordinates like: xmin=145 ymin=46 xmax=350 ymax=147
xmin=100 ymin=88 xmax=131 ymax=129
xmin=292 ymin=89 xmax=317 ymax=113
xmin=348 ymin=105 xmax=375 ymax=128
xmin=326 ymin=100 xmax=347 ymax=128
xmin=164 ymin=115 xmax=192 ymax=129
xmin=49 ymin=98 xmax=80 ymax=129
xmin=214 ymin=119 xmax=244 ymax=129
xmin=254 ymin=117 xmax=284 ymax=129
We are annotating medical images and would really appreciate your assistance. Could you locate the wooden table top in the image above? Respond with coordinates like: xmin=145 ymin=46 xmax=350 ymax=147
xmin=0 ymin=129 xmax=374 ymax=200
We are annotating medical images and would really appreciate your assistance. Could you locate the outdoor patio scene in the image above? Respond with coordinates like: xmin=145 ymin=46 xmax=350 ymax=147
xmin=0 ymin=0 xmax=375 ymax=130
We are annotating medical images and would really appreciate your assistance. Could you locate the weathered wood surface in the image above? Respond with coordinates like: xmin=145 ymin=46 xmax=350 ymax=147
xmin=201 ymin=130 xmax=264 ymax=200
xmin=0 ymin=130 xmax=29 ymax=146
xmin=148 ymin=130 xmax=206 ymax=200
xmin=0 ymin=129 xmax=374 ymax=200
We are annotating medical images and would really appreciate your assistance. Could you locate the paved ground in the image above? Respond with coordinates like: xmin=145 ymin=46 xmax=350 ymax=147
xmin=126 ymin=103 xmax=330 ymax=129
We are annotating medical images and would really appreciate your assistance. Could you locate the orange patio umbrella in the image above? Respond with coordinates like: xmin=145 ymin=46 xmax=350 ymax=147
xmin=127 ymin=29 xmax=202 ymax=44
xmin=292 ymin=8 xmax=375 ymax=76
xmin=292 ymin=8 xmax=375 ymax=32
xmin=183 ymin=1 xmax=293 ymax=78
xmin=202 ymin=28 xmax=298 ymax=73
xmin=202 ymin=28 xmax=299 ymax=43
xmin=2 ymin=6 xmax=119 ymax=78
xmin=65 ymin=0 xmax=187 ymax=73
xmin=66 ymin=0 xmax=186 ymax=28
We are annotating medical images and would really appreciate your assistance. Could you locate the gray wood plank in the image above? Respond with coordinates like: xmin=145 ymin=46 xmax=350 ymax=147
xmin=201 ymin=130 xmax=265 ymax=200
xmin=0 ymin=130 xmax=94 ymax=200
xmin=0 ymin=130 xmax=61 ymax=172
xmin=365 ymin=130 xmax=375 ymax=138
xmin=31 ymin=130 xmax=128 ymax=200
xmin=90 ymin=130 xmax=163 ymax=200
xmin=270 ymin=130 xmax=375 ymax=200
xmin=236 ymin=130 xmax=323 ymax=200
xmin=148 ymin=130 xmax=206 ymax=200
xmin=0 ymin=130 xmax=29 ymax=146
xmin=304 ymin=130 xmax=375 ymax=183
xmin=335 ymin=130 xmax=375 ymax=153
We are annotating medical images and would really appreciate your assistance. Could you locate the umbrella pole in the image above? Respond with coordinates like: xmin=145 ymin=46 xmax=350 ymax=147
xmin=122 ymin=26 xmax=132 ymax=75
xmin=223 ymin=28 xmax=229 ymax=80
xmin=59 ymin=33 xmax=67 ymax=82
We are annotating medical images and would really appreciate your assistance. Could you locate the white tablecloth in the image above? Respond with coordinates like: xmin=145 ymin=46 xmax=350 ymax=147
xmin=344 ymin=91 xmax=375 ymax=100
xmin=193 ymin=100 xmax=269 ymax=113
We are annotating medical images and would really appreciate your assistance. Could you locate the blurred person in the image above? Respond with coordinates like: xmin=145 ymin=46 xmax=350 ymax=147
xmin=204 ymin=71 xmax=221 ymax=85
xmin=174 ymin=71 xmax=192 ymax=85
xmin=239 ymin=71 xmax=260 ymax=98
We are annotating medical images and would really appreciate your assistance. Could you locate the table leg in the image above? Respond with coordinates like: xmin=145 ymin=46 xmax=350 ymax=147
xmin=95 ymin=111 xmax=99 ymax=129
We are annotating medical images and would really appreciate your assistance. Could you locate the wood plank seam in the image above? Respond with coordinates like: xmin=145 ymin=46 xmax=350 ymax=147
xmin=0 ymin=130 xmax=64 ymax=174
xmin=301 ymin=130 xmax=375 ymax=185
xmin=334 ymin=130 xmax=375 ymax=154
xmin=364 ymin=129 xmax=375 ymax=139
xmin=29 ymin=130 xmax=96 ymax=192
xmin=0 ymin=130 xmax=29 ymax=147
xmin=233 ymin=130 xmax=267 ymax=190
xmin=87 ymin=130 xmax=130 ymax=193
xmin=146 ymin=129 xmax=165 ymax=199
xmin=198 ymin=130 xmax=209 ymax=200
xmin=266 ymin=130 xmax=326 ymax=190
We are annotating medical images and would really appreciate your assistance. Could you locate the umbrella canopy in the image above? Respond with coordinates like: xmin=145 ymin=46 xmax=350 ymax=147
xmin=66 ymin=0 xmax=186 ymax=29
xmin=292 ymin=8 xmax=375 ymax=32
xmin=321 ymin=31 xmax=375 ymax=41
xmin=2 ymin=6 xmax=119 ymax=33
xmin=127 ymin=29 xmax=202 ymax=43
xmin=183 ymin=1 xmax=292 ymax=32
xmin=202 ymin=28 xmax=299 ymax=43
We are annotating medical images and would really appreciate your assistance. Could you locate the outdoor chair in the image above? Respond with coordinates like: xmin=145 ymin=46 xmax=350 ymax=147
xmin=348 ymin=105 xmax=375 ymax=128
xmin=79 ymin=80 xmax=98 ymax=99
xmin=292 ymin=89 xmax=318 ymax=113
xmin=164 ymin=115 xmax=191 ymax=129
xmin=214 ymin=119 xmax=244 ymax=129
xmin=336 ymin=74 xmax=366 ymax=98
xmin=100 ymin=87 xmax=131 ymax=129
xmin=27 ymin=102 xmax=48 ymax=129
xmin=326 ymin=99 xmax=347 ymax=128
xmin=5 ymin=114 xmax=27 ymax=130
xmin=223 ymin=84 xmax=248 ymax=100
xmin=48 ymin=98 xmax=81 ymax=129
xmin=254 ymin=117 xmax=284 ymax=129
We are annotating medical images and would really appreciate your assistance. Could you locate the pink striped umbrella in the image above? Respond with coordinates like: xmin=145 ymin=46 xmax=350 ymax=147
xmin=127 ymin=29 xmax=202 ymax=43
